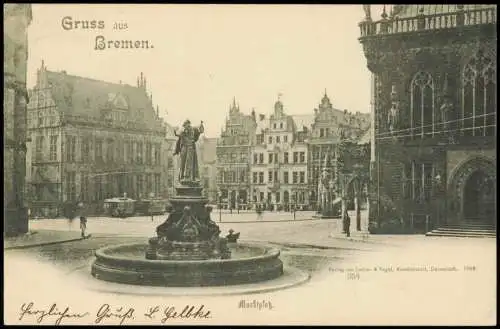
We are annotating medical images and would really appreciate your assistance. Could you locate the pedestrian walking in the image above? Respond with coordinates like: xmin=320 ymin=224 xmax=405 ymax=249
xmin=256 ymin=204 xmax=263 ymax=220
xmin=80 ymin=215 xmax=88 ymax=238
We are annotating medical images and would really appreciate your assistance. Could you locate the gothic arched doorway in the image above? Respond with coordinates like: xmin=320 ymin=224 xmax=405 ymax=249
xmin=463 ymin=170 xmax=495 ymax=223
xmin=448 ymin=156 xmax=496 ymax=224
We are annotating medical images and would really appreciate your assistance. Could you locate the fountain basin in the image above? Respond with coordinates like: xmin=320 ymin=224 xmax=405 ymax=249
xmin=91 ymin=243 xmax=283 ymax=287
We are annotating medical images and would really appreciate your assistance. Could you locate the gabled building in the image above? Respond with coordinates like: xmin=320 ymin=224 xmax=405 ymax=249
xmin=251 ymin=98 xmax=314 ymax=210
xmin=27 ymin=65 xmax=167 ymax=217
xmin=216 ymin=98 xmax=257 ymax=210
xmin=359 ymin=4 xmax=496 ymax=234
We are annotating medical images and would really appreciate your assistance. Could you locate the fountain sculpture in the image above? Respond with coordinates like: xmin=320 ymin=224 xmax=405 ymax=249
xmin=91 ymin=120 xmax=284 ymax=287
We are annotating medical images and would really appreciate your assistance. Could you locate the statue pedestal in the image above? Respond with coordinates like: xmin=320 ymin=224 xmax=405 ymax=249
xmin=146 ymin=181 xmax=231 ymax=260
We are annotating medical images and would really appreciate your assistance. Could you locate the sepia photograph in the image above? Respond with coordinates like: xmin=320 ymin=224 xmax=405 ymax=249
xmin=3 ymin=3 xmax=497 ymax=325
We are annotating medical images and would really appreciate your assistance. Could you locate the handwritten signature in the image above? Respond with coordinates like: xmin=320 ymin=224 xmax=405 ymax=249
xmin=19 ymin=302 xmax=89 ymax=325
xmin=18 ymin=302 xmax=211 ymax=324
xmin=144 ymin=304 xmax=211 ymax=323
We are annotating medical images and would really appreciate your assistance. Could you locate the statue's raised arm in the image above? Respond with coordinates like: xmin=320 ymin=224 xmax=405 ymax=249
xmin=193 ymin=121 xmax=204 ymax=142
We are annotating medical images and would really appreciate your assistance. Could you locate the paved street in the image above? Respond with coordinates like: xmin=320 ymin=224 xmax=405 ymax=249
xmin=5 ymin=210 xmax=496 ymax=325
xmin=27 ymin=210 xmax=370 ymax=246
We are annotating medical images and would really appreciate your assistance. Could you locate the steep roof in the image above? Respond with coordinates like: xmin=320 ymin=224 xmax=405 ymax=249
xmin=42 ymin=70 xmax=162 ymax=131
xmin=256 ymin=116 xmax=269 ymax=134
xmin=291 ymin=114 xmax=315 ymax=132
xmin=393 ymin=4 xmax=496 ymax=18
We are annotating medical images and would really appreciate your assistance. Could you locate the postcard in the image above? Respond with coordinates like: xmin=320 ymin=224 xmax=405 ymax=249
xmin=4 ymin=3 xmax=496 ymax=325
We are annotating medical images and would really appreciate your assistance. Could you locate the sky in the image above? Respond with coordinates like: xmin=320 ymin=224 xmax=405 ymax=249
xmin=27 ymin=4 xmax=385 ymax=137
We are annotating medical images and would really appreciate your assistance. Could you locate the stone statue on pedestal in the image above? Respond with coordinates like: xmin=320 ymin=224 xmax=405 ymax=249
xmin=174 ymin=120 xmax=204 ymax=184
xmin=147 ymin=119 xmax=231 ymax=261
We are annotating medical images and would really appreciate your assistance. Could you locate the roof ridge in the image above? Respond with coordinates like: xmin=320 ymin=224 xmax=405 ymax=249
xmin=46 ymin=70 xmax=138 ymax=88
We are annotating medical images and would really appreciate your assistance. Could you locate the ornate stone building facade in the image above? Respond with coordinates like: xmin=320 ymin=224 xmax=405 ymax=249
xmin=4 ymin=4 xmax=32 ymax=235
xmin=308 ymin=92 xmax=370 ymax=210
xmin=27 ymin=65 xmax=168 ymax=216
xmin=251 ymin=98 xmax=314 ymax=210
xmin=216 ymin=99 xmax=257 ymax=210
xmin=359 ymin=5 xmax=497 ymax=233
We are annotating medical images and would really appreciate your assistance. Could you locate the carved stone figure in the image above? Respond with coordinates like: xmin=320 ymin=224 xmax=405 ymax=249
xmin=387 ymin=85 xmax=399 ymax=133
xmin=174 ymin=120 xmax=204 ymax=183
xmin=363 ymin=5 xmax=371 ymax=20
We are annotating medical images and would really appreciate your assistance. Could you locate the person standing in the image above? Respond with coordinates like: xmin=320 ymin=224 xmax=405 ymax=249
xmin=343 ymin=209 xmax=351 ymax=237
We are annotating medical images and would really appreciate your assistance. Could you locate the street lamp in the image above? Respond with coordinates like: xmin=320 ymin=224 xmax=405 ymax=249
xmin=218 ymin=190 xmax=222 ymax=222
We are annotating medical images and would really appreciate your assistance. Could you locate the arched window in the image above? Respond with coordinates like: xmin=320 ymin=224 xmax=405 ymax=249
xmin=411 ymin=71 xmax=435 ymax=138
xmin=283 ymin=190 xmax=289 ymax=203
xmin=462 ymin=50 xmax=496 ymax=137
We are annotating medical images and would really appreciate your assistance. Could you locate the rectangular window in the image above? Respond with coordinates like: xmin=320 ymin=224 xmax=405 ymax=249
xmin=300 ymin=152 xmax=305 ymax=163
xmin=293 ymin=171 xmax=298 ymax=184
xmin=268 ymin=153 xmax=273 ymax=163
xmin=276 ymin=136 xmax=280 ymax=143
xmin=284 ymin=171 xmax=289 ymax=184
xmin=402 ymin=164 xmax=412 ymax=199
xmin=268 ymin=171 xmax=273 ymax=183
xmin=274 ymin=171 xmax=278 ymax=182
xmin=66 ymin=172 xmax=76 ymax=201
xmin=146 ymin=143 xmax=152 ymax=165
xmin=259 ymin=172 xmax=264 ymax=184
xmin=267 ymin=192 xmax=271 ymax=202
xmin=36 ymin=136 xmax=44 ymax=161
xmin=293 ymin=152 xmax=298 ymax=163
xmin=107 ymin=139 xmax=114 ymax=163
xmin=81 ymin=173 xmax=89 ymax=201
xmin=299 ymin=171 xmax=305 ymax=184
xmin=155 ymin=144 xmax=161 ymax=165
xmin=259 ymin=153 xmax=264 ymax=164
xmin=66 ymin=136 xmax=76 ymax=163
xmin=49 ymin=135 xmax=58 ymax=161
xmin=128 ymin=142 xmax=134 ymax=164
xmin=260 ymin=192 xmax=264 ymax=201
xmin=320 ymin=128 xmax=324 ymax=137
xmin=275 ymin=192 xmax=280 ymax=203
xmin=284 ymin=152 xmax=289 ymax=164
xmin=82 ymin=137 xmax=91 ymax=163
xmin=284 ymin=135 xmax=288 ymax=143
xmin=268 ymin=136 xmax=272 ymax=144
xmin=253 ymin=172 xmax=258 ymax=184
xmin=137 ymin=142 xmax=143 ymax=164
xmin=95 ymin=139 xmax=103 ymax=163
xmin=253 ymin=153 xmax=258 ymax=164
xmin=155 ymin=173 xmax=161 ymax=196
